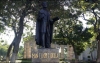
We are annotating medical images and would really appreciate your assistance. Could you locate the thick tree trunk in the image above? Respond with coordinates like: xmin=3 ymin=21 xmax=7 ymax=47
xmin=10 ymin=42 xmax=20 ymax=63
xmin=6 ymin=1 xmax=32 ymax=62
xmin=6 ymin=32 xmax=23 ymax=63
xmin=6 ymin=43 xmax=13 ymax=62
xmin=97 ymin=41 xmax=100 ymax=62
xmin=72 ymin=45 xmax=78 ymax=63
xmin=10 ymin=15 xmax=24 ymax=62
xmin=74 ymin=51 xmax=78 ymax=63
xmin=6 ymin=37 xmax=17 ymax=62
xmin=6 ymin=14 xmax=25 ymax=63
xmin=10 ymin=53 xmax=17 ymax=63
xmin=90 ymin=51 xmax=93 ymax=60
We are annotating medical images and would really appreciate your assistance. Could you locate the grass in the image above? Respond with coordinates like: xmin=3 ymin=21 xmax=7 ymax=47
xmin=20 ymin=59 xmax=31 ymax=63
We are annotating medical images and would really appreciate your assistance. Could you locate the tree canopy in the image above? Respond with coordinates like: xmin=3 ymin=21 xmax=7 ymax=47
xmin=0 ymin=0 xmax=100 ymax=62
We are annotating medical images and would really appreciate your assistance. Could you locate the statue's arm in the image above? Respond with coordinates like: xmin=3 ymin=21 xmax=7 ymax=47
xmin=37 ymin=11 xmax=45 ymax=20
xmin=50 ymin=17 xmax=59 ymax=24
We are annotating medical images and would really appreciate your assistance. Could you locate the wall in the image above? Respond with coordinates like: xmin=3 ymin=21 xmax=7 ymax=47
xmin=79 ymin=48 xmax=97 ymax=61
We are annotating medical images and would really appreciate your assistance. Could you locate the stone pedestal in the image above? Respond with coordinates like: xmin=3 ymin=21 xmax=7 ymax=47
xmin=31 ymin=48 xmax=59 ymax=63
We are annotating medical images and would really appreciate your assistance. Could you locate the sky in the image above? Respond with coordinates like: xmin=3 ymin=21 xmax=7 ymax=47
xmin=0 ymin=27 xmax=14 ymax=45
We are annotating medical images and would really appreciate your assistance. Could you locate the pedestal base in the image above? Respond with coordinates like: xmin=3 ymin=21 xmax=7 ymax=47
xmin=31 ymin=48 xmax=59 ymax=63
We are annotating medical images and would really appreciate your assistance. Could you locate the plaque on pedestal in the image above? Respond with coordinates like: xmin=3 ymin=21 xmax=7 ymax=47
xmin=31 ymin=48 xmax=59 ymax=63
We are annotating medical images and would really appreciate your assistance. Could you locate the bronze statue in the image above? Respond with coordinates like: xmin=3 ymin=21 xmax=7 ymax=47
xmin=35 ymin=2 xmax=59 ymax=48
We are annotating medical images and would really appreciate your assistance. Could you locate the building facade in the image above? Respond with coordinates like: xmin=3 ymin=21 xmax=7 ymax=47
xmin=24 ymin=37 xmax=97 ymax=61
xmin=24 ymin=37 xmax=75 ymax=60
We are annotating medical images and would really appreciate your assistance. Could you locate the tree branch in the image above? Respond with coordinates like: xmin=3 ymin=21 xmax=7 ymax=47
xmin=26 ymin=6 xmax=39 ymax=16
xmin=92 ymin=9 xmax=98 ymax=32
xmin=82 ymin=13 xmax=95 ymax=25
xmin=82 ymin=13 xmax=90 ymax=21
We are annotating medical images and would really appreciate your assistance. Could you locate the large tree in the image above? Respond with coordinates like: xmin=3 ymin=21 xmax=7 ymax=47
xmin=0 ymin=0 xmax=37 ymax=62
xmin=72 ymin=0 xmax=100 ymax=62
xmin=51 ymin=0 xmax=94 ymax=62
xmin=53 ymin=0 xmax=100 ymax=62
xmin=53 ymin=18 xmax=93 ymax=62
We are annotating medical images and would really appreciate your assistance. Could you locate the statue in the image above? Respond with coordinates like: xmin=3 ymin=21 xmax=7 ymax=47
xmin=35 ymin=2 xmax=59 ymax=48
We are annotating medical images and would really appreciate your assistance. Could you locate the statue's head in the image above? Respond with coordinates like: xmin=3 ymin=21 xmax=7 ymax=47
xmin=42 ymin=1 xmax=47 ymax=8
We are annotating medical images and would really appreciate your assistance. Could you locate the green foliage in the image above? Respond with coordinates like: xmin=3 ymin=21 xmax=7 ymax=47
xmin=54 ymin=22 xmax=93 ymax=55
xmin=21 ymin=59 xmax=31 ymax=63
xmin=18 ymin=46 xmax=24 ymax=59
xmin=0 ymin=42 xmax=8 ymax=59
xmin=23 ymin=36 xmax=33 ymax=42
xmin=52 ymin=0 xmax=94 ymax=55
